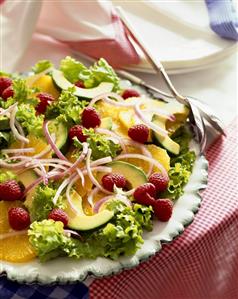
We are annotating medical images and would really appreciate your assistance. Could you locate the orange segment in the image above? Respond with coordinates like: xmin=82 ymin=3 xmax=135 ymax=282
xmin=0 ymin=234 xmax=36 ymax=263
xmin=75 ymin=175 xmax=93 ymax=198
xmin=123 ymin=144 xmax=170 ymax=173
xmin=10 ymin=135 xmax=52 ymax=159
xmin=31 ymin=75 xmax=60 ymax=99
xmin=0 ymin=201 xmax=36 ymax=263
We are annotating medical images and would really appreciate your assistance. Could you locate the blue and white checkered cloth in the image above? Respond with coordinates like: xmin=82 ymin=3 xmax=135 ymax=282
xmin=0 ymin=276 xmax=89 ymax=299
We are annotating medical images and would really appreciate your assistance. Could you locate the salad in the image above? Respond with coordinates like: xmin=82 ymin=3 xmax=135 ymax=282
xmin=0 ymin=57 xmax=196 ymax=263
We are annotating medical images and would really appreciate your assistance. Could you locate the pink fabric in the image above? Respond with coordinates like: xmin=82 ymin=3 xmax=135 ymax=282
xmin=65 ymin=13 xmax=140 ymax=68
xmin=0 ymin=0 xmax=140 ymax=71
xmin=90 ymin=118 xmax=238 ymax=299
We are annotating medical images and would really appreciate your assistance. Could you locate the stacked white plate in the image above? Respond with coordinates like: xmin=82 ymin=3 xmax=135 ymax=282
xmin=112 ymin=0 xmax=237 ymax=74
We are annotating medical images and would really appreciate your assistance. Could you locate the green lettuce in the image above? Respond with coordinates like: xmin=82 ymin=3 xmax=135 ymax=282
xmin=46 ymin=87 xmax=88 ymax=125
xmin=162 ymin=127 xmax=196 ymax=200
xmin=28 ymin=220 xmax=69 ymax=262
xmin=16 ymin=104 xmax=44 ymax=137
xmin=28 ymin=202 xmax=153 ymax=262
xmin=0 ymin=79 xmax=38 ymax=108
xmin=59 ymin=57 xmax=120 ymax=91
xmin=28 ymin=184 xmax=66 ymax=222
xmin=32 ymin=60 xmax=54 ymax=74
xmin=60 ymin=56 xmax=87 ymax=83
xmin=79 ymin=58 xmax=120 ymax=91
xmin=73 ymin=128 xmax=121 ymax=160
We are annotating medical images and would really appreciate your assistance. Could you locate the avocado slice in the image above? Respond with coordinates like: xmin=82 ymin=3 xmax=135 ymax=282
xmin=0 ymin=116 xmax=10 ymax=131
xmin=52 ymin=70 xmax=114 ymax=99
xmin=18 ymin=170 xmax=38 ymax=210
xmin=152 ymin=102 xmax=189 ymax=155
xmin=48 ymin=120 xmax=68 ymax=150
xmin=65 ymin=191 xmax=114 ymax=231
xmin=152 ymin=115 xmax=180 ymax=155
xmin=98 ymin=161 xmax=147 ymax=189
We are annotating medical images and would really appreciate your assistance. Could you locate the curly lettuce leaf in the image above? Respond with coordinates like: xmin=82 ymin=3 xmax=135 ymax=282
xmin=162 ymin=127 xmax=196 ymax=200
xmin=28 ymin=184 xmax=66 ymax=222
xmin=16 ymin=104 xmax=44 ymax=137
xmin=59 ymin=56 xmax=120 ymax=91
xmin=32 ymin=60 xmax=54 ymax=74
xmin=0 ymin=79 xmax=38 ymax=108
xmin=28 ymin=202 xmax=153 ymax=262
xmin=28 ymin=220 xmax=69 ymax=262
xmin=73 ymin=128 xmax=121 ymax=160
xmin=79 ymin=58 xmax=120 ymax=91
xmin=71 ymin=202 xmax=152 ymax=260
xmin=46 ymin=87 xmax=88 ymax=125
xmin=60 ymin=56 xmax=87 ymax=83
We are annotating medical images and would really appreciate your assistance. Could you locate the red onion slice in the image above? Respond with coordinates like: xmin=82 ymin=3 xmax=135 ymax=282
xmin=65 ymin=174 xmax=82 ymax=215
xmin=64 ymin=229 xmax=83 ymax=241
xmin=114 ymin=153 xmax=168 ymax=179
xmin=93 ymin=195 xmax=114 ymax=213
xmin=82 ymin=166 xmax=112 ymax=175
xmin=36 ymin=158 xmax=73 ymax=167
xmin=87 ymin=187 xmax=99 ymax=207
xmin=93 ymin=193 xmax=132 ymax=214
xmin=15 ymin=120 xmax=28 ymax=149
xmin=96 ymin=128 xmax=127 ymax=152
xmin=0 ymin=159 xmax=28 ymax=169
xmin=134 ymin=104 xmax=168 ymax=136
xmin=89 ymin=92 xmax=143 ymax=107
xmin=52 ymin=176 xmax=71 ymax=205
xmin=122 ymin=139 xmax=153 ymax=176
xmin=0 ymin=102 xmax=18 ymax=116
xmin=86 ymin=149 xmax=112 ymax=195
xmin=1 ymin=148 xmax=35 ymax=154
xmin=89 ymin=156 xmax=112 ymax=167
xmin=52 ymin=143 xmax=88 ymax=181
xmin=10 ymin=105 xmax=29 ymax=144
xmin=0 ymin=230 xmax=28 ymax=240
xmin=43 ymin=120 xmax=67 ymax=161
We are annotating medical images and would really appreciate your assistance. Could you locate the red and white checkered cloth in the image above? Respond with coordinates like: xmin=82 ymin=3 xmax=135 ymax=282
xmin=90 ymin=118 xmax=238 ymax=299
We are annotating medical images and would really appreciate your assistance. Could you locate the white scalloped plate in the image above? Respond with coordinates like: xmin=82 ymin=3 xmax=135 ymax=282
xmin=0 ymin=144 xmax=208 ymax=284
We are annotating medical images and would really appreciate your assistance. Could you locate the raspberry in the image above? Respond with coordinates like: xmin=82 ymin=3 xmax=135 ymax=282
xmin=82 ymin=107 xmax=101 ymax=128
xmin=8 ymin=207 xmax=30 ymax=230
xmin=122 ymin=89 xmax=140 ymax=99
xmin=1 ymin=86 xmax=14 ymax=100
xmin=149 ymin=172 xmax=169 ymax=193
xmin=0 ymin=77 xmax=12 ymax=96
xmin=36 ymin=92 xmax=55 ymax=114
xmin=133 ymin=183 xmax=156 ymax=205
xmin=69 ymin=125 xmax=88 ymax=142
xmin=48 ymin=208 xmax=69 ymax=227
xmin=102 ymin=173 xmax=127 ymax=192
xmin=152 ymin=198 xmax=173 ymax=221
xmin=128 ymin=124 xmax=149 ymax=143
xmin=75 ymin=80 xmax=85 ymax=88
xmin=0 ymin=180 xmax=23 ymax=201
